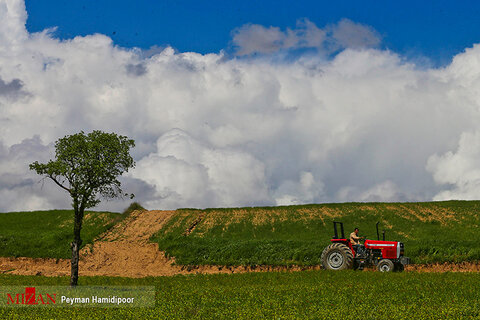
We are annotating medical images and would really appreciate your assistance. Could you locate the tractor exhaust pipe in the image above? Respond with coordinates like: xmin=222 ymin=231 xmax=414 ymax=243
xmin=333 ymin=221 xmax=345 ymax=239
xmin=382 ymin=230 xmax=385 ymax=241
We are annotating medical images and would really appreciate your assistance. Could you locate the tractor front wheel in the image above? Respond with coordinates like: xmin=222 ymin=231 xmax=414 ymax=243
xmin=377 ymin=259 xmax=394 ymax=272
xmin=321 ymin=243 xmax=354 ymax=270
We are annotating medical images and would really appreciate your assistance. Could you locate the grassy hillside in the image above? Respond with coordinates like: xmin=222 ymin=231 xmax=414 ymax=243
xmin=0 ymin=210 xmax=124 ymax=258
xmin=1 ymin=272 xmax=480 ymax=319
xmin=152 ymin=201 xmax=480 ymax=266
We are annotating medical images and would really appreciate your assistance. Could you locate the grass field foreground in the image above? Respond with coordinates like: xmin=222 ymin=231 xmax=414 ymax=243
xmin=0 ymin=271 xmax=479 ymax=319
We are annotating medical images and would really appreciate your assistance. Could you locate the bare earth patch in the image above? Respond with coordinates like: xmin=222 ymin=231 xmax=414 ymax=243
xmin=406 ymin=262 xmax=480 ymax=272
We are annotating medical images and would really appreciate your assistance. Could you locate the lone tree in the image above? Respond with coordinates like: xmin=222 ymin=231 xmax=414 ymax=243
xmin=30 ymin=131 xmax=135 ymax=286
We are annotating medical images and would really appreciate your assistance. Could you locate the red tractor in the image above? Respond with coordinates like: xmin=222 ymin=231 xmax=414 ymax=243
xmin=321 ymin=221 xmax=410 ymax=272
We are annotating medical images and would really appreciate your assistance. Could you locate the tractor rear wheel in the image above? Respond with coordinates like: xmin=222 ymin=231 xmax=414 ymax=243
xmin=377 ymin=259 xmax=394 ymax=272
xmin=321 ymin=243 xmax=354 ymax=270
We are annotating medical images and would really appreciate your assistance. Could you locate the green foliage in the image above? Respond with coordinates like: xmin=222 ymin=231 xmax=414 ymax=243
xmin=122 ymin=202 xmax=146 ymax=215
xmin=29 ymin=130 xmax=135 ymax=209
xmin=0 ymin=210 xmax=124 ymax=258
xmin=152 ymin=201 xmax=480 ymax=266
xmin=1 ymin=272 xmax=480 ymax=319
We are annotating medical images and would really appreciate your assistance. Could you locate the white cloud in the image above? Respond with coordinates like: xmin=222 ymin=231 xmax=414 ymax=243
xmin=0 ymin=136 xmax=70 ymax=212
xmin=131 ymin=129 xmax=271 ymax=209
xmin=231 ymin=18 xmax=380 ymax=55
xmin=1 ymin=0 xmax=480 ymax=211
xmin=330 ymin=18 xmax=381 ymax=50
xmin=231 ymin=24 xmax=291 ymax=55
xmin=274 ymin=171 xmax=325 ymax=206
xmin=0 ymin=0 xmax=27 ymax=47
xmin=336 ymin=181 xmax=411 ymax=202
xmin=427 ymin=131 xmax=480 ymax=200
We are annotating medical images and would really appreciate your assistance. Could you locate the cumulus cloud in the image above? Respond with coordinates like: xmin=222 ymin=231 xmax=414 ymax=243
xmin=0 ymin=0 xmax=27 ymax=47
xmin=131 ymin=129 xmax=271 ymax=208
xmin=126 ymin=63 xmax=147 ymax=77
xmin=0 ymin=136 xmax=70 ymax=212
xmin=330 ymin=18 xmax=381 ymax=50
xmin=0 ymin=77 xmax=28 ymax=100
xmin=274 ymin=171 xmax=326 ymax=206
xmin=337 ymin=181 xmax=412 ymax=203
xmin=231 ymin=24 xmax=290 ymax=55
xmin=1 ymin=0 xmax=480 ymax=212
xmin=427 ymin=131 xmax=480 ymax=200
xmin=231 ymin=18 xmax=380 ymax=55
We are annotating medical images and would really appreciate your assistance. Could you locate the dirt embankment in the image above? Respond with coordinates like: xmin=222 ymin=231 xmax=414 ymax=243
xmin=1 ymin=210 xmax=480 ymax=277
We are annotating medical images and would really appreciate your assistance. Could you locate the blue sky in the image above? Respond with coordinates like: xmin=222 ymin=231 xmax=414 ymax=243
xmin=25 ymin=0 xmax=480 ymax=66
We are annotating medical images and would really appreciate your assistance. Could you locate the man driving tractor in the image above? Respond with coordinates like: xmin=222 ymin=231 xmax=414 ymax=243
xmin=350 ymin=227 xmax=365 ymax=257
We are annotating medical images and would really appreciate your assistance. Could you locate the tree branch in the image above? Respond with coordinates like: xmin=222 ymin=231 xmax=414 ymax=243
xmin=48 ymin=174 xmax=72 ymax=193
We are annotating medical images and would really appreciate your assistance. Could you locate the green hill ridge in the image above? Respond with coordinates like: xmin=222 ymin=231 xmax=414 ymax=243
xmin=152 ymin=201 xmax=480 ymax=266
xmin=2 ymin=201 xmax=480 ymax=265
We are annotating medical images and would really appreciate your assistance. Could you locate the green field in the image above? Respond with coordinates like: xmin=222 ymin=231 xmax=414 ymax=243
xmin=2 ymin=201 xmax=480 ymax=267
xmin=2 ymin=203 xmax=480 ymax=319
xmin=0 ymin=272 xmax=479 ymax=319
xmin=152 ymin=201 xmax=480 ymax=266
xmin=0 ymin=210 xmax=125 ymax=258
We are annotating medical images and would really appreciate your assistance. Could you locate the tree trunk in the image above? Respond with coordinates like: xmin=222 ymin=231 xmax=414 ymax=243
xmin=70 ymin=201 xmax=84 ymax=287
